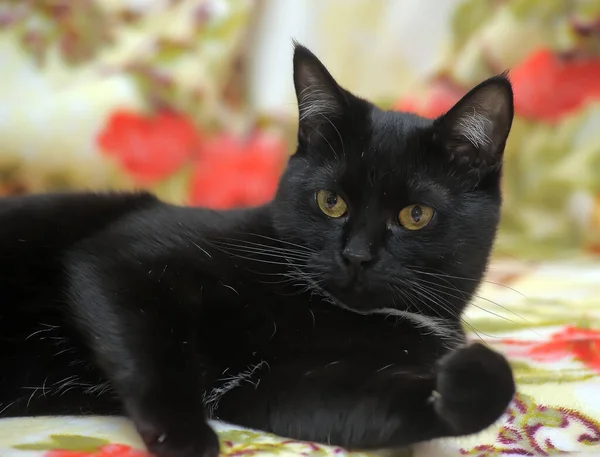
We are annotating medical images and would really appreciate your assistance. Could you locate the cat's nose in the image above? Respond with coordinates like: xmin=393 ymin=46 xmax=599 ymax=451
xmin=342 ymin=247 xmax=372 ymax=267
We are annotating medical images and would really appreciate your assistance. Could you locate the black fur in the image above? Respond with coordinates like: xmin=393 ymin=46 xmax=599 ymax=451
xmin=0 ymin=45 xmax=515 ymax=456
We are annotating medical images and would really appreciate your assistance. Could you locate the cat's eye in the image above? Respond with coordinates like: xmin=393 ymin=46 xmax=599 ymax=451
xmin=316 ymin=190 xmax=348 ymax=218
xmin=399 ymin=204 xmax=435 ymax=230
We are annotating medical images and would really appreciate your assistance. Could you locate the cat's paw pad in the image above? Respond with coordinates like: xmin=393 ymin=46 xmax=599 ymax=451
xmin=433 ymin=343 xmax=515 ymax=435
xmin=139 ymin=420 xmax=220 ymax=457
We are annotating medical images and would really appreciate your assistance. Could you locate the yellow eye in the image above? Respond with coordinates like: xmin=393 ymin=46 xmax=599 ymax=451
xmin=399 ymin=204 xmax=435 ymax=230
xmin=316 ymin=190 xmax=348 ymax=218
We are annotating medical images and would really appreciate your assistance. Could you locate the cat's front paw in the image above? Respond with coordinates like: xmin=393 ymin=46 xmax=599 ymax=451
xmin=137 ymin=417 xmax=220 ymax=457
xmin=433 ymin=343 xmax=515 ymax=435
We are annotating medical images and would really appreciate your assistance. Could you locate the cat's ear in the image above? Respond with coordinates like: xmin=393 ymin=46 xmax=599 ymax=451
xmin=293 ymin=42 xmax=348 ymax=143
xmin=435 ymin=75 xmax=514 ymax=175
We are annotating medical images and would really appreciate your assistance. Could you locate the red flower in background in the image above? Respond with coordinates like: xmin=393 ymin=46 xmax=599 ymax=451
xmin=98 ymin=110 xmax=201 ymax=184
xmin=394 ymin=79 xmax=462 ymax=119
xmin=503 ymin=326 xmax=600 ymax=371
xmin=511 ymin=48 xmax=600 ymax=123
xmin=395 ymin=48 xmax=600 ymax=123
xmin=190 ymin=132 xmax=286 ymax=209
xmin=97 ymin=109 xmax=287 ymax=209
xmin=46 ymin=444 xmax=150 ymax=457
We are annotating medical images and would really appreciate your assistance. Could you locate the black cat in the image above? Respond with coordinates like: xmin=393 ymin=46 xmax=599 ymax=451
xmin=0 ymin=44 xmax=515 ymax=457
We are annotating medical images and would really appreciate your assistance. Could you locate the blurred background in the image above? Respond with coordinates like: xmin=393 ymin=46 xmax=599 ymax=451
xmin=0 ymin=0 xmax=599 ymax=260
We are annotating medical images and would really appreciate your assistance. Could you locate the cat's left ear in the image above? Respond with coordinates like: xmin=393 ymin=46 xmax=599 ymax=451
xmin=434 ymin=75 xmax=514 ymax=174
xmin=293 ymin=42 xmax=349 ymax=143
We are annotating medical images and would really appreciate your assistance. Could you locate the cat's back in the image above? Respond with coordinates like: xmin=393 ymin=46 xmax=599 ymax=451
xmin=0 ymin=191 xmax=159 ymax=250
xmin=0 ymin=191 xmax=161 ymax=305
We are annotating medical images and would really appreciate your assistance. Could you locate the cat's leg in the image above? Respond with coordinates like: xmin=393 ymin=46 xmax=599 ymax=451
xmin=217 ymin=343 xmax=515 ymax=449
xmin=64 ymin=258 xmax=219 ymax=457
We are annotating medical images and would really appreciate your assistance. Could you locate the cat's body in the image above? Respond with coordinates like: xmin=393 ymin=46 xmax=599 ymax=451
xmin=1 ymin=45 xmax=515 ymax=457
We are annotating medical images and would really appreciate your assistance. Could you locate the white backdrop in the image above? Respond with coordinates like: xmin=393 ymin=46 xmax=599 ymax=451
xmin=248 ymin=0 xmax=464 ymax=114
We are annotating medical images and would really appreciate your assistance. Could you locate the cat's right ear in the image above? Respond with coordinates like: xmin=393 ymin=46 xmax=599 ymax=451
xmin=293 ymin=42 xmax=348 ymax=144
xmin=433 ymin=75 xmax=514 ymax=177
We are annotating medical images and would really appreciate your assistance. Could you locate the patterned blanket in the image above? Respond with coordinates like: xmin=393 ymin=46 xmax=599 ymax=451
xmin=1 ymin=258 xmax=599 ymax=457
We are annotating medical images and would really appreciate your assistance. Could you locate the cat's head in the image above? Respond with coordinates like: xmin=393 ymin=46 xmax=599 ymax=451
xmin=272 ymin=44 xmax=513 ymax=321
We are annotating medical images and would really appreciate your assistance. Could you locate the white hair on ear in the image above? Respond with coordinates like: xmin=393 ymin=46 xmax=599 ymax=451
xmin=455 ymin=107 xmax=493 ymax=150
xmin=298 ymin=84 xmax=340 ymax=123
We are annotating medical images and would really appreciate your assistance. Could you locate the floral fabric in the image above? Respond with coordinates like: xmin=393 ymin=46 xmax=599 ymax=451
xmin=1 ymin=258 xmax=600 ymax=457
xmin=1 ymin=1 xmax=600 ymax=259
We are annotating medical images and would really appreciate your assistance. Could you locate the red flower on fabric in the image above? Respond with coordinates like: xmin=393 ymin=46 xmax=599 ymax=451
xmin=98 ymin=110 xmax=202 ymax=184
xmin=511 ymin=48 xmax=600 ymax=123
xmin=46 ymin=444 xmax=151 ymax=457
xmin=394 ymin=79 xmax=463 ymax=119
xmin=396 ymin=48 xmax=600 ymax=123
xmin=190 ymin=131 xmax=287 ymax=209
xmin=503 ymin=326 xmax=600 ymax=371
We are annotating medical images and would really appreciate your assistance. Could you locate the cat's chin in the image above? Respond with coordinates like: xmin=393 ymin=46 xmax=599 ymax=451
xmin=323 ymin=285 xmax=392 ymax=313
